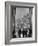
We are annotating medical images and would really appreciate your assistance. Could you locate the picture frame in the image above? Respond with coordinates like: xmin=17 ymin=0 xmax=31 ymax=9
xmin=5 ymin=1 xmax=37 ymax=44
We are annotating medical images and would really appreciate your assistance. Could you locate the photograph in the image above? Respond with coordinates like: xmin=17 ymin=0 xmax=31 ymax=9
xmin=11 ymin=7 xmax=32 ymax=38
xmin=5 ymin=2 xmax=37 ymax=44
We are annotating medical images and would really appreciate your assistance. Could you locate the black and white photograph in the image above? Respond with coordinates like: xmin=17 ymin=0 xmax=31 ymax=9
xmin=5 ymin=2 xmax=37 ymax=44
xmin=11 ymin=7 xmax=32 ymax=38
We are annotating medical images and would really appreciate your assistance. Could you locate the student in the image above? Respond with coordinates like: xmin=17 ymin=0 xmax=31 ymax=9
xmin=28 ymin=28 xmax=32 ymax=37
xmin=22 ymin=28 xmax=27 ymax=37
xmin=18 ymin=28 xmax=21 ymax=38
xmin=12 ymin=28 xmax=16 ymax=38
